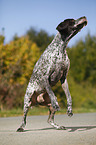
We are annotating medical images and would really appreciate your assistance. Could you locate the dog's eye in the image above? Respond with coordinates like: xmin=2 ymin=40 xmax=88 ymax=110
xmin=70 ymin=20 xmax=75 ymax=25
xmin=68 ymin=19 xmax=75 ymax=26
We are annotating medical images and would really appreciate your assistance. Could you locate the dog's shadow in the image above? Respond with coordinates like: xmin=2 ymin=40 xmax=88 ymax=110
xmin=66 ymin=125 xmax=96 ymax=132
xmin=24 ymin=125 xmax=96 ymax=132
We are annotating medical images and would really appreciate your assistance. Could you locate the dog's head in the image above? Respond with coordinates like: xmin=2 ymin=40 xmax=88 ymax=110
xmin=56 ymin=16 xmax=87 ymax=41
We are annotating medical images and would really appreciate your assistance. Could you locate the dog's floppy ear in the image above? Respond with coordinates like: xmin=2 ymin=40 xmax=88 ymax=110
xmin=56 ymin=21 xmax=68 ymax=31
xmin=56 ymin=19 xmax=75 ymax=36
xmin=56 ymin=20 xmax=69 ymax=36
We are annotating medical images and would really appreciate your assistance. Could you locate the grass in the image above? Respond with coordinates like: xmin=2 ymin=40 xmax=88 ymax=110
xmin=0 ymin=106 xmax=96 ymax=117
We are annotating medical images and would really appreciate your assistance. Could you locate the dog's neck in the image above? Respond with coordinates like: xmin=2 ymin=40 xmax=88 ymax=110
xmin=50 ymin=32 xmax=69 ymax=53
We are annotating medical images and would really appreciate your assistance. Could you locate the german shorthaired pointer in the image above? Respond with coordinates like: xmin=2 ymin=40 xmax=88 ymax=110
xmin=17 ymin=16 xmax=87 ymax=131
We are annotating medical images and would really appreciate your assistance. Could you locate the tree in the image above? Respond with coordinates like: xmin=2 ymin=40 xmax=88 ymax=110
xmin=68 ymin=33 xmax=96 ymax=85
xmin=0 ymin=36 xmax=41 ymax=109
xmin=26 ymin=27 xmax=54 ymax=52
xmin=0 ymin=35 xmax=5 ymax=44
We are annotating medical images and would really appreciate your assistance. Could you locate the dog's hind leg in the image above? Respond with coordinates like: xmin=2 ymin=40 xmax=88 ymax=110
xmin=17 ymin=83 xmax=36 ymax=132
xmin=17 ymin=95 xmax=32 ymax=132
xmin=47 ymin=105 xmax=65 ymax=130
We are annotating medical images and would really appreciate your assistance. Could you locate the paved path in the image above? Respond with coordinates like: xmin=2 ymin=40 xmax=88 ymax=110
xmin=0 ymin=113 xmax=96 ymax=145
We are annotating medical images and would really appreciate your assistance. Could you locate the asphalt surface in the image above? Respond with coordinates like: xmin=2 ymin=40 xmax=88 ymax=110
xmin=0 ymin=113 xmax=96 ymax=145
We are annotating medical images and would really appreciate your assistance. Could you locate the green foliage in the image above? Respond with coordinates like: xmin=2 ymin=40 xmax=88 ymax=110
xmin=67 ymin=34 xmax=96 ymax=109
xmin=0 ymin=35 xmax=5 ymax=44
xmin=68 ymin=34 xmax=96 ymax=85
xmin=26 ymin=27 xmax=54 ymax=52
xmin=0 ymin=36 xmax=41 ymax=109
xmin=0 ymin=31 xmax=96 ymax=110
xmin=1 ymin=107 xmax=96 ymax=117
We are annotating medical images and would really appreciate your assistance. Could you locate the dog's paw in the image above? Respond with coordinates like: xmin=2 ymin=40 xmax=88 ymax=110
xmin=16 ymin=127 xmax=24 ymax=132
xmin=57 ymin=126 xmax=66 ymax=130
xmin=67 ymin=110 xmax=73 ymax=117
xmin=52 ymin=102 xmax=60 ymax=111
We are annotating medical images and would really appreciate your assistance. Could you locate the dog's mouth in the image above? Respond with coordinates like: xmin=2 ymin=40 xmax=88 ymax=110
xmin=67 ymin=16 xmax=87 ymax=41
xmin=74 ymin=16 xmax=87 ymax=31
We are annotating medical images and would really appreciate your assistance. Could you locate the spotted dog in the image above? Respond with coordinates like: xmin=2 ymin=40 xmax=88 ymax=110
xmin=17 ymin=16 xmax=87 ymax=132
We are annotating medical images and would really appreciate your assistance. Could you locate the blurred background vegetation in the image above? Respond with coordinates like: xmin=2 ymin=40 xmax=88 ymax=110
xmin=0 ymin=28 xmax=96 ymax=112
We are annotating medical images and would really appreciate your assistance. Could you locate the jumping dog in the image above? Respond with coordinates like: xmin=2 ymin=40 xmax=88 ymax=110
xmin=17 ymin=16 xmax=87 ymax=131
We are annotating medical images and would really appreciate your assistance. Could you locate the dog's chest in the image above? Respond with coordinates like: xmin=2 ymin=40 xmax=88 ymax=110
xmin=58 ymin=50 xmax=69 ymax=68
xmin=49 ymin=52 xmax=70 ymax=86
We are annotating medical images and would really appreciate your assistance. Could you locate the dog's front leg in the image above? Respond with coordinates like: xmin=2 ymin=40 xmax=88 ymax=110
xmin=48 ymin=105 xmax=65 ymax=130
xmin=61 ymin=79 xmax=73 ymax=116
xmin=45 ymin=81 xmax=60 ymax=111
